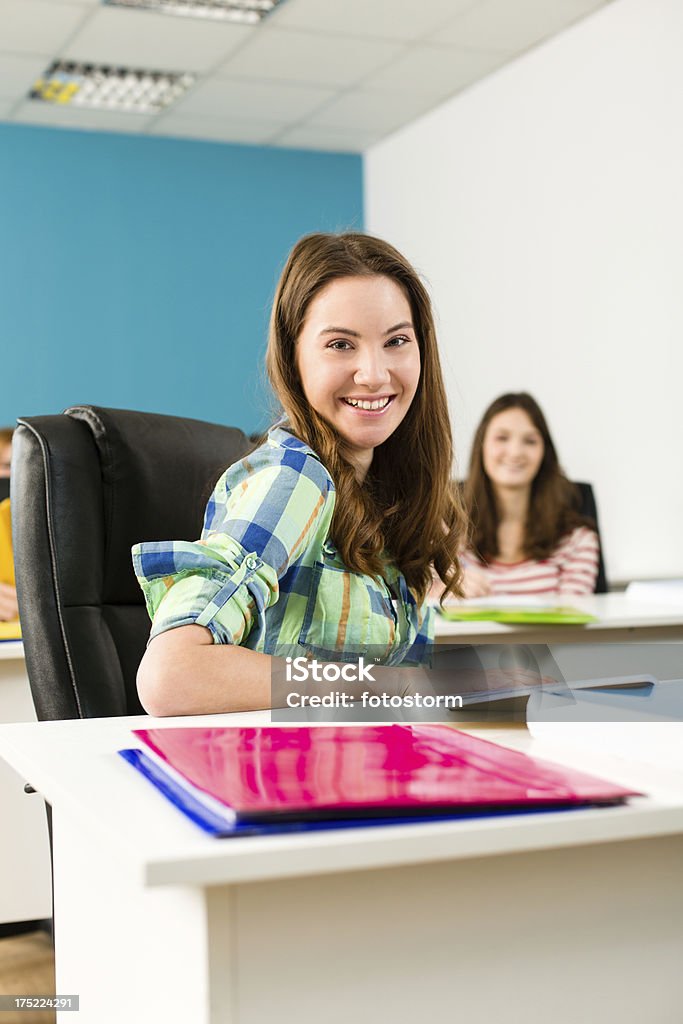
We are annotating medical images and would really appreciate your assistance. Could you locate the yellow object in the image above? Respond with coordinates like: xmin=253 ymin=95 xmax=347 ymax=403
xmin=0 ymin=499 xmax=20 ymax=637
xmin=0 ymin=498 xmax=14 ymax=587
xmin=32 ymin=76 xmax=81 ymax=105
xmin=0 ymin=620 xmax=21 ymax=640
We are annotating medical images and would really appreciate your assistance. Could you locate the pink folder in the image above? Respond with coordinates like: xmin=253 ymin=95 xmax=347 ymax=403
xmin=133 ymin=725 xmax=638 ymax=821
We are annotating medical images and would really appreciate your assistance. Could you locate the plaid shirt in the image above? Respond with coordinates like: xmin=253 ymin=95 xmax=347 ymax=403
xmin=132 ymin=427 xmax=433 ymax=665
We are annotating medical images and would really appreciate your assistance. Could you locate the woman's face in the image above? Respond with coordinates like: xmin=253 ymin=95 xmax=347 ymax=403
xmin=482 ymin=408 xmax=545 ymax=491
xmin=296 ymin=275 xmax=421 ymax=478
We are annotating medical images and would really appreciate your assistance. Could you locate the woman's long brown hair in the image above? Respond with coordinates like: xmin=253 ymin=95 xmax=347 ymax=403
xmin=464 ymin=392 xmax=593 ymax=562
xmin=265 ymin=232 xmax=466 ymax=604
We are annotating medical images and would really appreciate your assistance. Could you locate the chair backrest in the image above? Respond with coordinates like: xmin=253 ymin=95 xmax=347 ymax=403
xmin=12 ymin=406 xmax=250 ymax=721
xmin=573 ymin=481 xmax=608 ymax=594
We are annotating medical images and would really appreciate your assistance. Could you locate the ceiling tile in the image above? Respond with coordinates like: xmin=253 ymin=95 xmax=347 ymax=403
xmin=218 ymin=27 xmax=404 ymax=88
xmin=62 ymin=6 xmax=254 ymax=73
xmin=307 ymin=89 xmax=439 ymax=134
xmin=269 ymin=0 xmax=477 ymax=42
xmin=12 ymin=98 xmax=154 ymax=132
xmin=0 ymin=53 xmax=49 ymax=100
xmin=362 ymin=45 xmax=508 ymax=99
xmin=272 ymin=124 xmax=376 ymax=153
xmin=0 ymin=0 xmax=89 ymax=55
xmin=433 ymin=0 xmax=607 ymax=52
xmin=172 ymin=77 xmax=334 ymax=122
xmin=149 ymin=112 xmax=284 ymax=145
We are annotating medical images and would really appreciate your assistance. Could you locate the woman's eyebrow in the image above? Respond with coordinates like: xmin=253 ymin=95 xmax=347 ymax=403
xmin=318 ymin=321 xmax=414 ymax=337
xmin=319 ymin=326 xmax=361 ymax=337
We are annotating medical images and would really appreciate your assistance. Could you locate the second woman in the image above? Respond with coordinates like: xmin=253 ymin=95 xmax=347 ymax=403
xmin=461 ymin=392 xmax=600 ymax=598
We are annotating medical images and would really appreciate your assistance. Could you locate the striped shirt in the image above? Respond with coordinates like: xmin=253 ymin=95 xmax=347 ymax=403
xmin=462 ymin=527 xmax=600 ymax=597
xmin=132 ymin=427 xmax=433 ymax=665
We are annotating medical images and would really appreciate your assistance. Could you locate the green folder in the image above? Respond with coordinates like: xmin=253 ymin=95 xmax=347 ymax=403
xmin=438 ymin=605 xmax=597 ymax=625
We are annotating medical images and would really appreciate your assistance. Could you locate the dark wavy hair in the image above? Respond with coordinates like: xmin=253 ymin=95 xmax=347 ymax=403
xmin=463 ymin=392 xmax=593 ymax=562
xmin=265 ymin=231 xmax=466 ymax=604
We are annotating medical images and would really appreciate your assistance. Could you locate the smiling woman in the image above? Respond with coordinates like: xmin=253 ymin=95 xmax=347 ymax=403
xmin=461 ymin=393 xmax=600 ymax=598
xmin=133 ymin=232 xmax=466 ymax=716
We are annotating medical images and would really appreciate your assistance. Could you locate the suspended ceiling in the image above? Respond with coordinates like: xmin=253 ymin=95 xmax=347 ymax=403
xmin=0 ymin=0 xmax=614 ymax=151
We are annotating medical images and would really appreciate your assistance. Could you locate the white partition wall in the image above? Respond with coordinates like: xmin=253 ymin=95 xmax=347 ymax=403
xmin=365 ymin=0 xmax=683 ymax=582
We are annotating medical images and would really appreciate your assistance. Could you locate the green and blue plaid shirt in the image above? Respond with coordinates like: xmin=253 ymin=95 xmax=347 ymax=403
xmin=132 ymin=427 xmax=433 ymax=665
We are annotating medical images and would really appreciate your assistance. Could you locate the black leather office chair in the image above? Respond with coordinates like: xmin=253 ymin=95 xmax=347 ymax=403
xmin=12 ymin=406 xmax=250 ymax=722
xmin=574 ymin=481 xmax=608 ymax=593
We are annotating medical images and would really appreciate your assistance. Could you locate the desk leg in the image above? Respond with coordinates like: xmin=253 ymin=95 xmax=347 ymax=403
xmin=0 ymin=660 xmax=51 ymax=924
xmin=52 ymin=806 xmax=215 ymax=1024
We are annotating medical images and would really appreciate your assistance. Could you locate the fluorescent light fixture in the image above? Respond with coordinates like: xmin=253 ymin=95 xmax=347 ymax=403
xmin=29 ymin=61 xmax=195 ymax=114
xmin=104 ymin=0 xmax=283 ymax=24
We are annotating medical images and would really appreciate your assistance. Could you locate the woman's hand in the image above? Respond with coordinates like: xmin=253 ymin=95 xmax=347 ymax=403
xmin=431 ymin=564 xmax=491 ymax=602
xmin=0 ymin=582 xmax=18 ymax=621
xmin=461 ymin=566 xmax=491 ymax=599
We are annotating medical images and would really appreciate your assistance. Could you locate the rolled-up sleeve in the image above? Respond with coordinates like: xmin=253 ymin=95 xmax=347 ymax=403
xmin=132 ymin=446 xmax=331 ymax=645
xmin=132 ymin=537 xmax=276 ymax=644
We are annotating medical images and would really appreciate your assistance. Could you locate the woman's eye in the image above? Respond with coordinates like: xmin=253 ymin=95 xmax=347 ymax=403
xmin=386 ymin=335 xmax=410 ymax=347
xmin=328 ymin=340 xmax=352 ymax=351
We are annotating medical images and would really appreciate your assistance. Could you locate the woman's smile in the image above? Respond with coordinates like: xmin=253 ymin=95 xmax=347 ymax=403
xmin=339 ymin=394 xmax=396 ymax=413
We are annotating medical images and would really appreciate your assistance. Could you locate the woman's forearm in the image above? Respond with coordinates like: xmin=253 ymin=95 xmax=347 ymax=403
xmin=137 ymin=625 xmax=274 ymax=717
xmin=137 ymin=625 xmax=433 ymax=717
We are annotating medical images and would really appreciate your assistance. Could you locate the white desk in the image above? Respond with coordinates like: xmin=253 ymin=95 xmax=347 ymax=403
xmin=0 ymin=713 xmax=682 ymax=1023
xmin=0 ymin=642 xmax=52 ymax=923
xmin=434 ymin=592 xmax=683 ymax=643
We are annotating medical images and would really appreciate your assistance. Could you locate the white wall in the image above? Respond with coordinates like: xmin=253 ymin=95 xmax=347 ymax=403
xmin=365 ymin=0 xmax=683 ymax=582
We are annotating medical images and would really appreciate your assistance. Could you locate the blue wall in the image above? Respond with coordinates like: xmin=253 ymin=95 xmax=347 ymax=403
xmin=0 ymin=124 xmax=363 ymax=432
